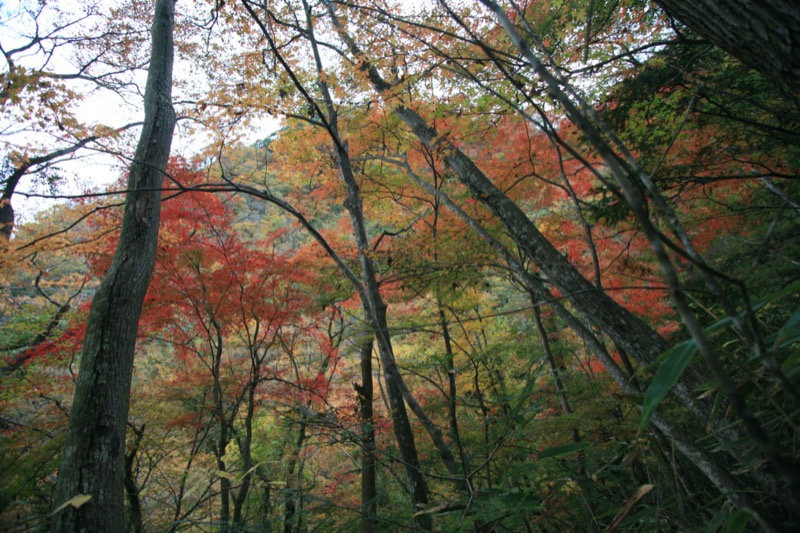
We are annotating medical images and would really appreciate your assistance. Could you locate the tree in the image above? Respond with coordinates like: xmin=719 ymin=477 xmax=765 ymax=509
xmin=314 ymin=0 xmax=799 ymax=526
xmin=2 ymin=0 xmax=798 ymax=530
xmin=0 ymin=0 xmax=151 ymax=239
xmin=49 ymin=0 xmax=176 ymax=529
xmin=143 ymin=171 xmax=315 ymax=531
xmin=238 ymin=2 xmax=435 ymax=526
xmin=656 ymin=0 xmax=800 ymax=93
xmin=477 ymin=0 xmax=799 ymax=516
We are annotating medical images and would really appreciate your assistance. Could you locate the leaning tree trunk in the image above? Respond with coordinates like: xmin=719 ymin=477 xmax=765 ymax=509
xmin=656 ymin=0 xmax=800 ymax=93
xmin=49 ymin=0 xmax=176 ymax=530
xmin=327 ymin=6 xmax=669 ymax=366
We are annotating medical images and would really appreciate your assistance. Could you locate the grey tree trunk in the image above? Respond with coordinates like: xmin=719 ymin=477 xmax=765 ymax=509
xmin=124 ymin=424 xmax=145 ymax=533
xmin=283 ymin=421 xmax=307 ymax=533
xmin=657 ymin=0 xmax=800 ymax=92
xmin=357 ymin=337 xmax=377 ymax=533
xmin=297 ymin=2 xmax=433 ymax=527
xmin=326 ymin=2 xmax=669 ymax=369
xmin=232 ymin=379 xmax=257 ymax=527
xmin=49 ymin=0 xmax=176 ymax=530
xmin=397 ymin=104 xmax=670 ymax=364
xmin=326 ymin=4 xmax=776 ymax=520
xmin=336 ymin=135 xmax=432 ymax=529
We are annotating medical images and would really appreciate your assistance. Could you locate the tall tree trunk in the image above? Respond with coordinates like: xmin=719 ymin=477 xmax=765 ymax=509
xmin=124 ymin=424 xmax=145 ymax=533
xmin=357 ymin=337 xmax=377 ymax=533
xmin=236 ymin=5 xmax=433 ymax=522
xmin=392 ymin=138 xmax=769 ymax=522
xmin=211 ymin=327 xmax=231 ymax=533
xmin=0 ymin=192 xmax=14 ymax=240
xmin=283 ymin=420 xmax=307 ymax=533
xmin=336 ymin=135 xmax=432 ymax=526
xmin=232 ymin=379 xmax=257 ymax=527
xmin=217 ymin=448 xmax=231 ymax=533
xmin=289 ymin=2 xmax=433 ymax=527
xmin=656 ymin=0 xmax=800 ymax=92
xmin=480 ymin=1 xmax=800 ymax=520
xmin=329 ymin=9 xmax=793 ymax=517
xmin=49 ymin=0 xmax=175 ymax=530
xmin=394 ymin=103 xmax=669 ymax=362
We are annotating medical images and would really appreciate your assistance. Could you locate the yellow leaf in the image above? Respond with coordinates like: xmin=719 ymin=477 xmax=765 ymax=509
xmin=604 ymin=485 xmax=654 ymax=533
xmin=217 ymin=470 xmax=234 ymax=480
xmin=51 ymin=494 xmax=92 ymax=515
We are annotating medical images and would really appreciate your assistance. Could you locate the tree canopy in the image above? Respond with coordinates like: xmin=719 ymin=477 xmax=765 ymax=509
xmin=1 ymin=0 xmax=799 ymax=531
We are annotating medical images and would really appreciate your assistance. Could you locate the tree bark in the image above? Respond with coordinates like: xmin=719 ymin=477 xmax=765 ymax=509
xmin=232 ymin=379 xmax=257 ymax=527
xmin=49 ymin=0 xmax=176 ymax=530
xmin=338 ymin=142 xmax=432 ymax=528
xmin=357 ymin=337 xmax=378 ymax=533
xmin=283 ymin=420 xmax=307 ymax=533
xmin=479 ymin=1 xmax=800 ymax=520
xmin=388 ymin=140 xmax=771 ymax=522
xmin=395 ymin=105 xmax=670 ymax=363
xmin=124 ymin=424 xmax=145 ymax=533
xmin=656 ymin=0 xmax=800 ymax=93
xmin=212 ymin=329 xmax=231 ymax=533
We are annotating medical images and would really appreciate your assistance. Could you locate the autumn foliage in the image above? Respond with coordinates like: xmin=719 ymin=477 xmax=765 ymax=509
xmin=1 ymin=0 xmax=800 ymax=531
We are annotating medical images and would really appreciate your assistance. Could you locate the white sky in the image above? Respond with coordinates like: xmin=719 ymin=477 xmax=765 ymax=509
xmin=1 ymin=0 xmax=457 ymax=226
xmin=0 ymin=0 xmax=279 ymax=225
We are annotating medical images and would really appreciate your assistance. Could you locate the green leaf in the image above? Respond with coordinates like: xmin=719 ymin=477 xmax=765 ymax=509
xmin=706 ymin=502 xmax=731 ymax=533
xmin=639 ymin=340 xmax=698 ymax=432
xmin=704 ymin=301 xmax=767 ymax=336
xmin=721 ymin=508 xmax=751 ymax=533
xmin=705 ymin=389 xmax=725 ymax=432
xmin=537 ymin=441 xmax=591 ymax=460
xmin=771 ymin=310 xmax=800 ymax=350
xmin=414 ymin=500 xmax=467 ymax=518
xmin=781 ymin=350 xmax=800 ymax=377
